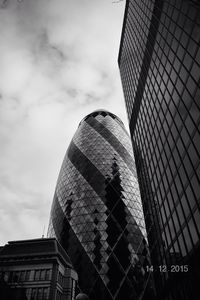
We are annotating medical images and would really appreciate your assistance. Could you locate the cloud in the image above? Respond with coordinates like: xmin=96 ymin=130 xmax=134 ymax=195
xmin=0 ymin=0 xmax=127 ymax=245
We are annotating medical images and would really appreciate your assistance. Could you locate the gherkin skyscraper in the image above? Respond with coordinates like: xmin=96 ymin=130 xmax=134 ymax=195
xmin=48 ymin=110 xmax=153 ymax=300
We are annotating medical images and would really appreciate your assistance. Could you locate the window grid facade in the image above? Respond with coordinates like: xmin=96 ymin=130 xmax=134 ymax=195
xmin=48 ymin=110 xmax=154 ymax=300
xmin=0 ymin=269 xmax=52 ymax=283
xmin=119 ymin=0 xmax=200 ymax=299
xmin=25 ymin=287 xmax=50 ymax=300
xmin=0 ymin=238 xmax=77 ymax=300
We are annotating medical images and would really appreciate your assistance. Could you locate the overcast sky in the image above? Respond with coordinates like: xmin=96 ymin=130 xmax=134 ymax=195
xmin=0 ymin=0 xmax=127 ymax=245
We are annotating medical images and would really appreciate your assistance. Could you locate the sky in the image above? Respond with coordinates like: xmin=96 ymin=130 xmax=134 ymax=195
xmin=0 ymin=0 xmax=127 ymax=245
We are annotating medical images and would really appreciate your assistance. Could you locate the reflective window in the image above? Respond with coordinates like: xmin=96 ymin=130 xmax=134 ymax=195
xmin=119 ymin=0 xmax=200 ymax=299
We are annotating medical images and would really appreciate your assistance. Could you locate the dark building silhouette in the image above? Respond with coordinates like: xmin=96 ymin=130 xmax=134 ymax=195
xmin=48 ymin=110 xmax=154 ymax=300
xmin=0 ymin=238 xmax=77 ymax=300
xmin=118 ymin=1 xmax=200 ymax=299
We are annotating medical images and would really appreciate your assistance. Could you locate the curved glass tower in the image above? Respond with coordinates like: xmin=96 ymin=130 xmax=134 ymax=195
xmin=48 ymin=110 xmax=153 ymax=300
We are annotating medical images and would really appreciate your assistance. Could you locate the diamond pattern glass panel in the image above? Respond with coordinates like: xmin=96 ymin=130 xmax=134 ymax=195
xmin=48 ymin=110 xmax=152 ymax=300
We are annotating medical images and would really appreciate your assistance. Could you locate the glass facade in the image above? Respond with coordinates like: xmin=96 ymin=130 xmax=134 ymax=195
xmin=118 ymin=1 xmax=200 ymax=300
xmin=48 ymin=110 xmax=154 ymax=300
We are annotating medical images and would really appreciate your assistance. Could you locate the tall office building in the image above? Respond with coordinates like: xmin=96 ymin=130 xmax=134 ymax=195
xmin=48 ymin=110 xmax=154 ymax=300
xmin=118 ymin=1 xmax=200 ymax=299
